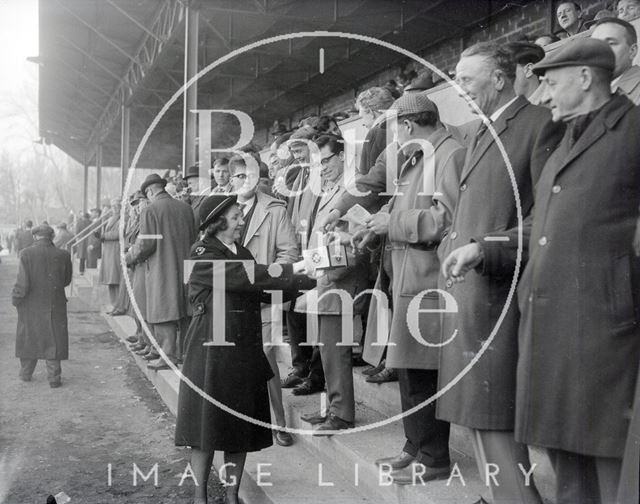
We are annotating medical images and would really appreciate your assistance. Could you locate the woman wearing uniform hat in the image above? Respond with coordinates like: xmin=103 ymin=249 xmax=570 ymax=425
xmin=174 ymin=194 xmax=309 ymax=504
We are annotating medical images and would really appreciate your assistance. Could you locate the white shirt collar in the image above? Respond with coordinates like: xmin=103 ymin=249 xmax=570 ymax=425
xmin=489 ymin=96 xmax=519 ymax=123
xmin=238 ymin=195 xmax=256 ymax=215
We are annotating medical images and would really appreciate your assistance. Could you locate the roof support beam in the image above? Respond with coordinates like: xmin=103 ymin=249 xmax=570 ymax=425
xmin=106 ymin=0 xmax=163 ymax=44
xmin=54 ymin=0 xmax=140 ymax=65
xmin=57 ymin=35 xmax=122 ymax=81
xmin=87 ymin=0 xmax=186 ymax=162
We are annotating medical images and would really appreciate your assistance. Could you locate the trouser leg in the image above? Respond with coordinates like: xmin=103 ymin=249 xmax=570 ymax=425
xmin=19 ymin=359 xmax=37 ymax=380
xmin=108 ymin=284 xmax=119 ymax=306
xmin=549 ymin=448 xmax=600 ymax=503
xmin=152 ymin=321 xmax=178 ymax=362
xmin=45 ymin=360 xmax=62 ymax=384
xmin=286 ymin=310 xmax=312 ymax=376
xmin=466 ymin=429 xmax=542 ymax=504
xmin=397 ymin=368 xmax=450 ymax=467
xmin=177 ymin=317 xmax=190 ymax=360
xmin=263 ymin=321 xmax=286 ymax=427
xmin=318 ymin=315 xmax=354 ymax=422
xmin=79 ymin=258 xmax=86 ymax=274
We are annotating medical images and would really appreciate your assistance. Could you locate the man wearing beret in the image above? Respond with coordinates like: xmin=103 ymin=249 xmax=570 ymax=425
xmin=128 ymin=173 xmax=197 ymax=370
xmin=12 ymin=225 xmax=72 ymax=388
xmin=437 ymin=41 xmax=564 ymax=503
xmin=443 ymin=38 xmax=640 ymax=503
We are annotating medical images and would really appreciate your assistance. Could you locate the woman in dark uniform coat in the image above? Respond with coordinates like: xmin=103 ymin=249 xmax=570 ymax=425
xmin=175 ymin=194 xmax=307 ymax=504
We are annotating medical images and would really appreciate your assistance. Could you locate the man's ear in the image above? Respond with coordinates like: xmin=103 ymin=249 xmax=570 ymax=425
xmin=524 ymin=62 xmax=535 ymax=79
xmin=630 ymin=42 xmax=639 ymax=61
xmin=493 ymin=69 xmax=506 ymax=91
xmin=338 ymin=150 xmax=345 ymax=161
xmin=580 ymin=66 xmax=593 ymax=90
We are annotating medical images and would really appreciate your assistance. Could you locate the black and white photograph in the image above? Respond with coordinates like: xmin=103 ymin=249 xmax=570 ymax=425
xmin=0 ymin=0 xmax=639 ymax=503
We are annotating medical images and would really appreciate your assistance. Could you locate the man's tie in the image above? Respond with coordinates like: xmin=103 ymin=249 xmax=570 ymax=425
xmin=472 ymin=120 xmax=491 ymax=152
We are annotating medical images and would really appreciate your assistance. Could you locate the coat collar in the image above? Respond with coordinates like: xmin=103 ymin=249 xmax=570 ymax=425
xmin=241 ymin=192 xmax=271 ymax=245
xmin=460 ymin=95 xmax=530 ymax=183
xmin=553 ymin=94 xmax=633 ymax=178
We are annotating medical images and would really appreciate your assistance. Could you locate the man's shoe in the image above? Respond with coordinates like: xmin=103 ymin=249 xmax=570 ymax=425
xmin=300 ymin=411 xmax=327 ymax=424
xmin=126 ymin=335 xmax=138 ymax=343
xmin=147 ymin=360 xmax=172 ymax=371
xmin=19 ymin=375 xmax=32 ymax=382
xmin=390 ymin=463 xmax=450 ymax=485
xmin=292 ymin=379 xmax=324 ymax=396
xmin=273 ymin=429 xmax=294 ymax=446
xmin=362 ymin=361 xmax=385 ymax=376
xmin=143 ymin=352 xmax=161 ymax=361
xmin=351 ymin=354 xmax=368 ymax=367
xmin=49 ymin=381 xmax=62 ymax=389
xmin=313 ymin=414 xmax=354 ymax=436
xmin=135 ymin=346 xmax=151 ymax=355
xmin=281 ymin=373 xmax=304 ymax=388
xmin=375 ymin=451 xmax=415 ymax=470
xmin=366 ymin=367 xmax=398 ymax=383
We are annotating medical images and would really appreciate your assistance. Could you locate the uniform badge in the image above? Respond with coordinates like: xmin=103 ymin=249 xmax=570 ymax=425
xmin=195 ymin=246 xmax=205 ymax=256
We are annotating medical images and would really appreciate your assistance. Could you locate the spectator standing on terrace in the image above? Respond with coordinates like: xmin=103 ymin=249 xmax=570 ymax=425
xmin=592 ymin=17 xmax=640 ymax=103
xmin=52 ymin=222 xmax=73 ymax=252
xmin=355 ymin=86 xmax=395 ymax=175
xmin=556 ymin=1 xmax=588 ymax=38
xmin=436 ymin=42 xmax=564 ymax=502
xmin=617 ymin=0 xmax=640 ymax=21
xmin=210 ymin=157 xmax=233 ymax=193
xmin=128 ymin=174 xmax=196 ymax=370
xmin=12 ymin=224 xmax=72 ymax=388
xmin=73 ymin=212 xmax=91 ymax=274
xmin=98 ymin=198 xmax=122 ymax=311
xmin=351 ymin=93 xmax=465 ymax=483
xmin=86 ymin=208 xmax=102 ymax=269
xmin=506 ymin=41 xmax=546 ymax=100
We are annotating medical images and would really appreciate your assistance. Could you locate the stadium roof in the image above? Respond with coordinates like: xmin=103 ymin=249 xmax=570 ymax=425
xmin=39 ymin=0 xmax=521 ymax=169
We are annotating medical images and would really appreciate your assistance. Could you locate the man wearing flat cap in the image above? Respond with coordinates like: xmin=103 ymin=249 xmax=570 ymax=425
xmin=350 ymin=91 xmax=466 ymax=484
xmin=128 ymin=173 xmax=197 ymax=370
xmin=443 ymin=37 xmax=640 ymax=503
xmin=437 ymin=41 xmax=564 ymax=503
xmin=12 ymin=225 xmax=72 ymax=388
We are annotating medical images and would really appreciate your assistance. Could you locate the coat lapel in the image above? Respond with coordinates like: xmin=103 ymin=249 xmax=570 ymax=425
xmin=242 ymin=197 xmax=267 ymax=247
xmin=553 ymin=95 xmax=633 ymax=179
xmin=460 ymin=96 xmax=529 ymax=184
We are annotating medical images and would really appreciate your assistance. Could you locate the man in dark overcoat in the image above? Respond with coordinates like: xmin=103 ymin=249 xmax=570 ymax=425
xmin=128 ymin=174 xmax=196 ymax=369
xmin=12 ymin=224 xmax=72 ymax=388
xmin=15 ymin=220 xmax=34 ymax=253
xmin=444 ymin=38 xmax=640 ymax=504
xmin=436 ymin=42 xmax=564 ymax=503
xmin=74 ymin=212 xmax=91 ymax=274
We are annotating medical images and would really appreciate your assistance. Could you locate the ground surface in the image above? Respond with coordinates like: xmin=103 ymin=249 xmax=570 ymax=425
xmin=0 ymin=255 xmax=223 ymax=504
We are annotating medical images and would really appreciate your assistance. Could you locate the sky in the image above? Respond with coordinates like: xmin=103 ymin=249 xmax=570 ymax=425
xmin=0 ymin=0 xmax=39 ymax=154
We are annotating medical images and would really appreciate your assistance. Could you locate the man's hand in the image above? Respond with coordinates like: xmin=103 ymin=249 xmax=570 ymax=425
xmin=365 ymin=212 xmax=390 ymax=235
xmin=351 ymin=228 xmax=376 ymax=250
xmin=441 ymin=243 xmax=484 ymax=283
xmin=325 ymin=230 xmax=351 ymax=246
xmin=318 ymin=209 xmax=341 ymax=232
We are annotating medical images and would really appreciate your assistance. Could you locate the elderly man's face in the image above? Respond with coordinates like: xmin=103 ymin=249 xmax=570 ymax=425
xmin=540 ymin=67 xmax=586 ymax=122
xmin=617 ymin=0 xmax=640 ymax=21
xmin=591 ymin=22 xmax=637 ymax=78
xmin=186 ymin=176 xmax=199 ymax=191
xmin=557 ymin=2 xmax=580 ymax=31
xmin=230 ymin=164 xmax=258 ymax=198
xmin=212 ymin=164 xmax=230 ymax=186
xmin=455 ymin=54 xmax=503 ymax=116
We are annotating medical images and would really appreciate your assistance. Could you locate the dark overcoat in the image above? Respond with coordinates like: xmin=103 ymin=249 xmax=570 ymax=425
xmin=483 ymin=94 xmax=640 ymax=457
xmin=362 ymin=128 xmax=465 ymax=370
xmin=436 ymin=96 xmax=564 ymax=430
xmin=12 ymin=239 xmax=72 ymax=360
xmin=174 ymin=236 xmax=305 ymax=452
xmin=74 ymin=216 xmax=91 ymax=259
xmin=86 ymin=219 xmax=102 ymax=268
xmin=129 ymin=192 xmax=196 ymax=323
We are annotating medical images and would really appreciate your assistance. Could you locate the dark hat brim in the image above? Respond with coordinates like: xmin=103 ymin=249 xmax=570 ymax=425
xmin=199 ymin=195 xmax=238 ymax=231
xmin=140 ymin=176 xmax=168 ymax=194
